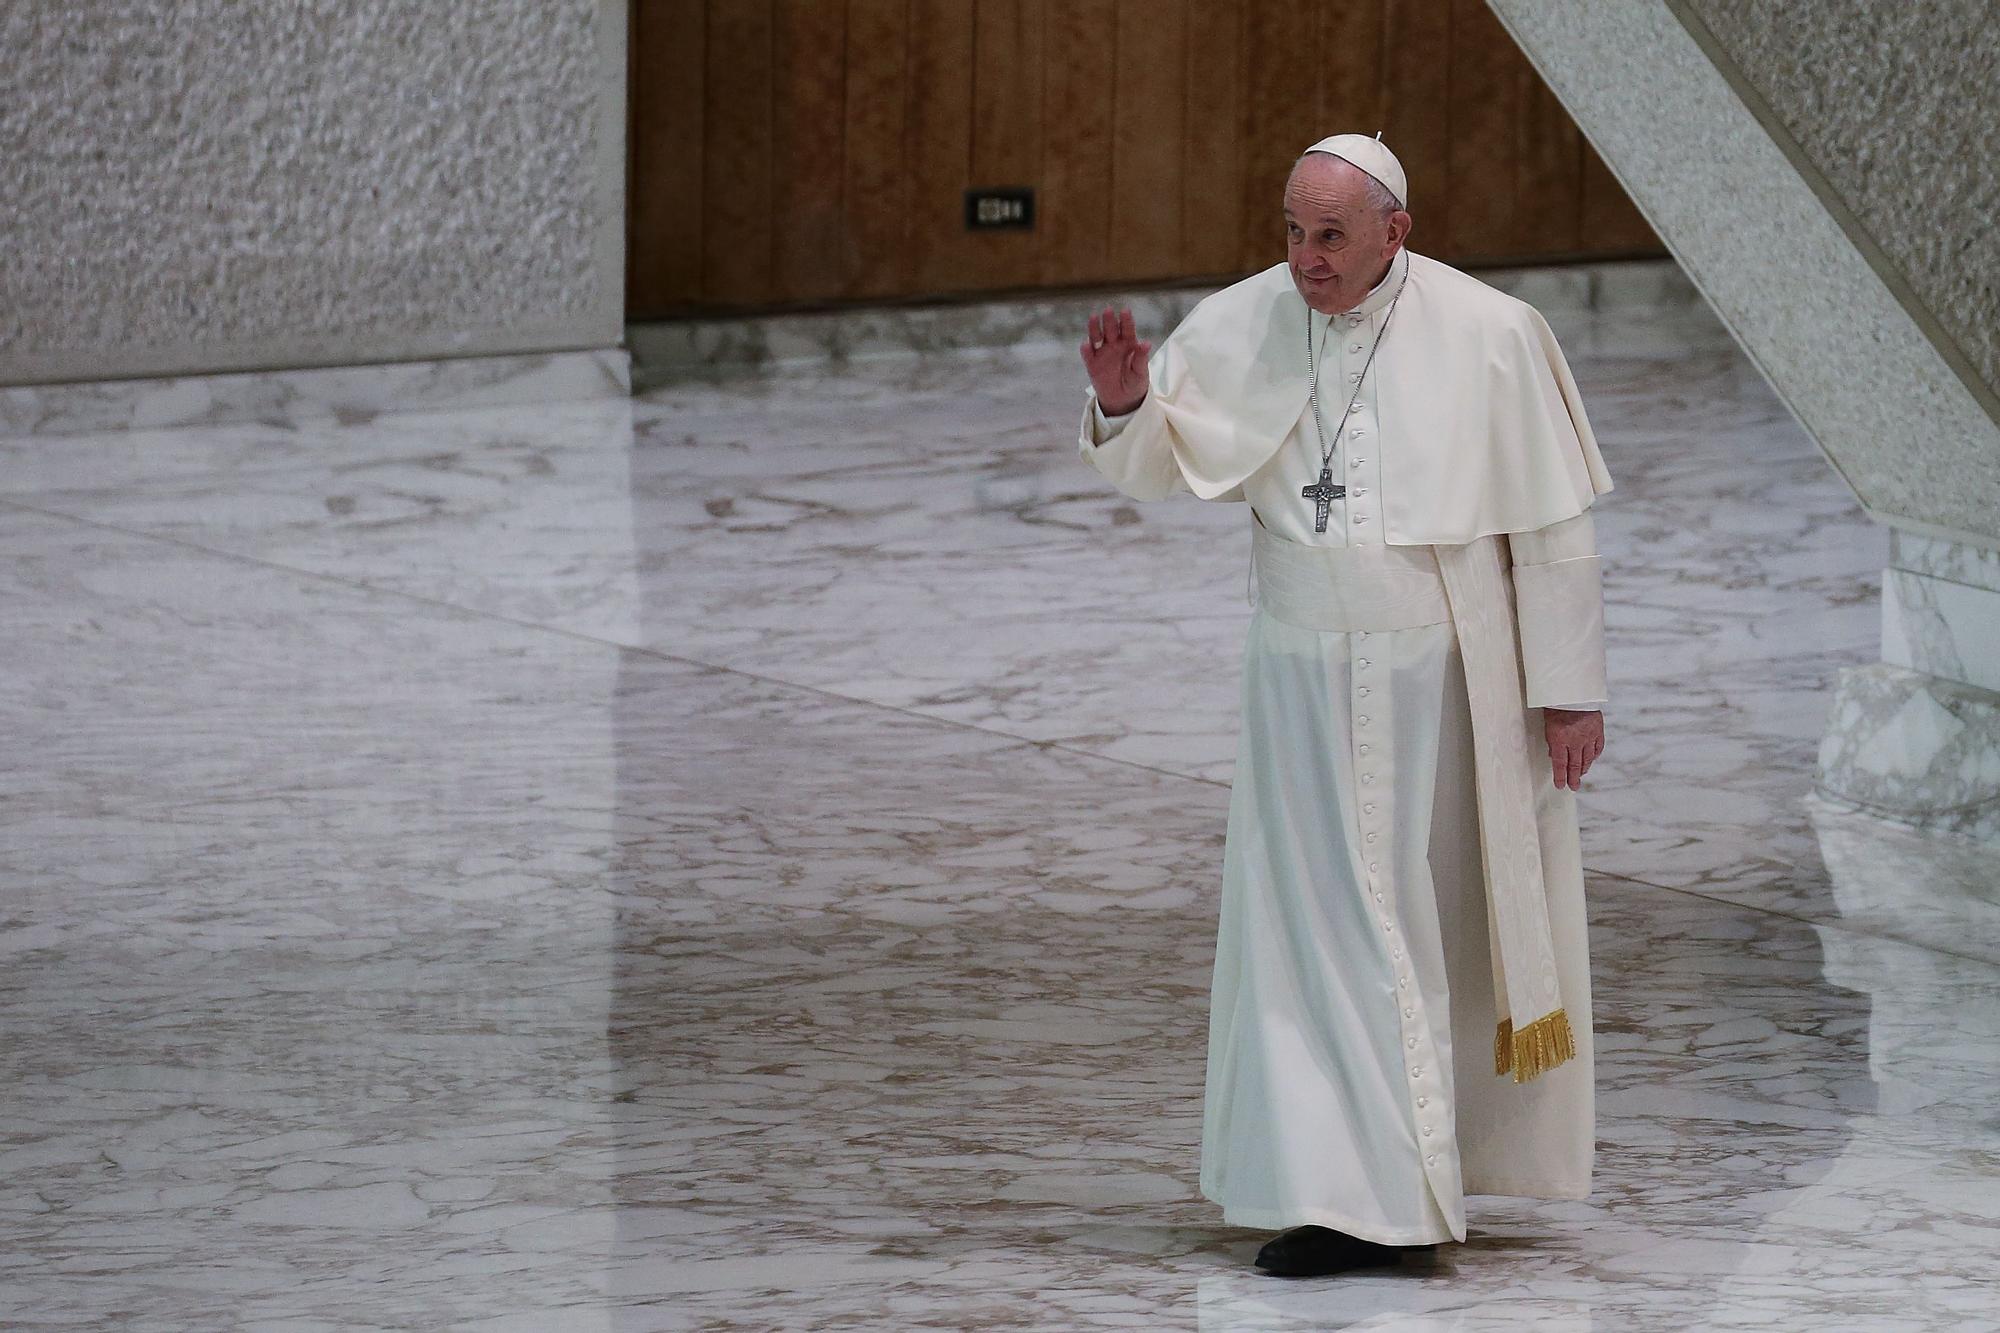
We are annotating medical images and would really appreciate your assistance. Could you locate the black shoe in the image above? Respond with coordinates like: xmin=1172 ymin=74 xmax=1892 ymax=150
xmin=1252 ymin=1224 xmax=1430 ymax=1277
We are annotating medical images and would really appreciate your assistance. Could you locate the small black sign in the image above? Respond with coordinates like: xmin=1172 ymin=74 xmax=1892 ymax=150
xmin=965 ymin=188 xmax=1035 ymax=231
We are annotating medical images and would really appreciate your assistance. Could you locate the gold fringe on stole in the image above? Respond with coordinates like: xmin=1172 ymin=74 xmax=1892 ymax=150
xmin=1493 ymin=1009 xmax=1577 ymax=1083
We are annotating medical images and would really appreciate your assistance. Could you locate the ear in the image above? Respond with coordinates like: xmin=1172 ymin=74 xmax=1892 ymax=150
xmin=1389 ymin=209 xmax=1413 ymax=247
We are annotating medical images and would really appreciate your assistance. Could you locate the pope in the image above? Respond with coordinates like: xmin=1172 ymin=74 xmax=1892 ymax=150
xmin=1076 ymin=133 xmax=1612 ymax=1278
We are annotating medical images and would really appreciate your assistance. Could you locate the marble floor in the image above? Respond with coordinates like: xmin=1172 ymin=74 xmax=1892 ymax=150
xmin=3 ymin=297 xmax=1999 ymax=1331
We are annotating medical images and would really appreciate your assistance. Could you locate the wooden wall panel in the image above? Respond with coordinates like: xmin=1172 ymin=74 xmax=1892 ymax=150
xmin=907 ymin=1 xmax=977 ymax=295
xmin=841 ymin=0 xmax=908 ymax=299
xmin=1039 ymin=0 xmax=1115 ymax=286
xmin=627 ymin=0 xmax=705 ymax=310
xmin=968 ymin=0 xmax=1044 ymax=291
xmin=1237 ymin=0 xmax=1314 ymax=273
xmin=629 ymin=0 xmax=1666 ymax=317
xmin=1383 ymin=0 xmax=1453 ymax=262
xmin=1582 ymin=141 xmax=1662 ymax=254
xmin=1179 ymin=3 xmax=1242 ymax=277
xmin=1447 ymin=0 xmax=1523 ymax=258
xmin=1517 ymin=69 xmax=1585 ymax=256
xmin=699 ymin=0 xmax=775 ymax=306
xmin=1319 ymin=0 xmax=1387 ymax=155
xmin=1108 ymin=0 xmax=1185 ymax=282
xmin=773 ymin=0 xmax=847 ymax=303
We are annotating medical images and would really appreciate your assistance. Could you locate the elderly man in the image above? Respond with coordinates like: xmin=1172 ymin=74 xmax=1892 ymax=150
xmin=1076 ymin=133 xmax=1610 ymax=1277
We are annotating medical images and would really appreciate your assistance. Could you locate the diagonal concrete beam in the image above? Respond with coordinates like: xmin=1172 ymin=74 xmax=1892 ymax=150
xmin=1488 ymin=0 xmax=2000 ymax=551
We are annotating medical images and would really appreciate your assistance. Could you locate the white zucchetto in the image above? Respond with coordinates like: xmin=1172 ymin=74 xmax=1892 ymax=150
xmin=1301 ymin=131 xmax=1408 ymax=210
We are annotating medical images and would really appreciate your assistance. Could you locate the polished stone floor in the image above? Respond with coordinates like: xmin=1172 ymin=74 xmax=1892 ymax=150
xmin=4 ymin=297 xmax=1999 ymax=1330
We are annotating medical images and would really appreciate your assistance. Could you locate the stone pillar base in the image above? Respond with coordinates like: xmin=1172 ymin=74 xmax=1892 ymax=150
xmin=1816 ymin=663 xmax=2000 ymax=844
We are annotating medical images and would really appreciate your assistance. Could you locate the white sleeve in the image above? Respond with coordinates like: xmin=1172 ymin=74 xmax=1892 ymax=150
xmin=1507 ymin=509 xmax=1608 ymax=710
xmin=1076 ymin=385 xmax=1190 ymax=502
xmin=1089 ymin=396 xmax=1137 ymax=437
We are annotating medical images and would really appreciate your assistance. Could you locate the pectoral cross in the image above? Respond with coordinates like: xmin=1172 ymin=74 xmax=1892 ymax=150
xmin=1302 ymin=466 xmax=1345 ymax=533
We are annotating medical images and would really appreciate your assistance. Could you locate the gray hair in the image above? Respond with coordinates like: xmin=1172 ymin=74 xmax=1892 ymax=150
xmin=1291 ymin=151 xmax=1405 ymax=218
xmin=1358 ymin=171 xmax=1403 ymax=219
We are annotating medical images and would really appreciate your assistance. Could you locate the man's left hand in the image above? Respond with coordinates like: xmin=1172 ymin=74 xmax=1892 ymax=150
xmin=1543 ymin=708 xmax=1605 ymax=791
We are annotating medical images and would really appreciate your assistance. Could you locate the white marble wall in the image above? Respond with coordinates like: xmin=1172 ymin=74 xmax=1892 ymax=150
xmin=1817 ymin=666 xmax=2000 ymax=843
xmin=1882 ymin=532 xmax=2000 ymax=696
xmin=1816 ymin=532 xmax=2000 ymax=840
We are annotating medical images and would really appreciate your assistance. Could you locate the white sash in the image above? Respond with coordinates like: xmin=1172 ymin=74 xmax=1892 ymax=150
xmin=1248 ymin=514 xmax=1577 ymax=1082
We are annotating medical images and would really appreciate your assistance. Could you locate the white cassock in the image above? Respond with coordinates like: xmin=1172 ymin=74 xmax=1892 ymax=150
xmin=1079 ymin=245 xmax=1612 ymax=1245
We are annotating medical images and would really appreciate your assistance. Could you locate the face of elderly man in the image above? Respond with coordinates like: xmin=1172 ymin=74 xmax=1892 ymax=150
xmin=1282 ymin=152 xmax=1413 ymax=316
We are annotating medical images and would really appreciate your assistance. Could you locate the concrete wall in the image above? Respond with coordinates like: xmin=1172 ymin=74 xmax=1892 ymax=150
xmin=1684 ymin=0 xmax=1999 ymax=419
xmin=0 ymin=1 xmax=626 ymax=387
xmin=1488 ymin=0 xmax=2000 ymax=549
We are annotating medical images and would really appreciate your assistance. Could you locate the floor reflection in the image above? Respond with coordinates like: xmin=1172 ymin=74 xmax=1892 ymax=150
xmin=1 ymin=293 xmax=1996 ymax=1327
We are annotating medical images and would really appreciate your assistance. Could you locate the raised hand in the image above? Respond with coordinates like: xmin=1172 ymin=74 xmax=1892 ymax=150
xmin=1543 ymin=708 xmax=1605 ymax=791
xmin=1080 ymin=306 xmax=1151 ymax=416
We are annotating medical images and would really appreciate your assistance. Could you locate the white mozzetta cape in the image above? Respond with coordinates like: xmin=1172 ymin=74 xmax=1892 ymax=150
xmin=1134 ymin=251 xmax=1613 ymax=544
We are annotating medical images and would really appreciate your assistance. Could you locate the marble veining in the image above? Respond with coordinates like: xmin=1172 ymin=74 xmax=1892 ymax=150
xmin=1880 ymin=529 xmax=2000 ymax=695
xmin=1816 ymin=663 xmax=2000 ymax=843
xmin=2 ymin=292 xmax=1997 ymax=1328
xmin=1883 ymin=565 xmax=2000 ymax=694
xmin=1892 ymin=529 xmax=2000 ymax=592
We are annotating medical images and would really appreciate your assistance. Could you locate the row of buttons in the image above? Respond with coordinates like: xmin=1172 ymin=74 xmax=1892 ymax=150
xmin=1341 ymin=321 xmax=1372 ymax=542
xmin=1353 ymin=636 xmax=1445 ymax=1171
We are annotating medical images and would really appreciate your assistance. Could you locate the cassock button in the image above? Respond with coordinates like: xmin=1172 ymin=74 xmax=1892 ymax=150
xmin=1347 ymin=372 xmax=1361 ymax=383
xmin=1353 ymin=487 xmax=1368 ymax=496
xmin=1358 ymin=659 xmax=1371 ymax=668
xmin=1358 ymin=719 xmax=1371 ymax=728
xmin=1348 ymin=402 xmax=1363 ymax=414
xmin=1353 ymin=515 xmax=1369 ymax=524
xmin=1350 ymin=343 xmax=1364 ymax=353
xmin=1392 ymin=947 xmax=1402 ymax=959
xmin=1417 ymin=1096 xmax=1427 ymax=1107
xmin=1427 ymin=1155 xmax=1437 ymax=1166
xmin=1366 ymin=832 xmax=1377 ymax=843
xmin=1410 ymin=1066 xmax=1423 ymax=1078
xmin=1363 ymin=802 xmax=1376 ymax=812
xmin=1407 ymin=1038 xmax=1417 ymax=1048
xmin=1351 ymin=428 xmax=1366 ymax=439
xmin=1369 ymin=862 xmax=1379 ymax=872
xmin=1358 ymin=686 xmax=1371 ymax=696
xmin=1351 ymin=455 xmax=1365 ymax=466
xmin=1404 ymin=1008 xmax=1413 ymax=1018
xmin=1360 ymin=744 xmax=1372 ymax=754
xmin=1423 ymin=1127 xmax=1433 ymax=1136
xmin=1374 ymin=893 xmax=1384 ymax=903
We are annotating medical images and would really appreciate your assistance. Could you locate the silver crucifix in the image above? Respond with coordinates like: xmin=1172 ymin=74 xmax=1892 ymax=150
xmin=1302 ymin=465 xmax=1346 ymax=533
